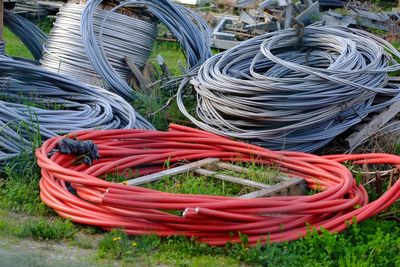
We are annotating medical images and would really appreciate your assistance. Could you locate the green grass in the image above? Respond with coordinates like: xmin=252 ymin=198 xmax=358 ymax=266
xmin=103 ymin=161 xmax=282 ymax=197
xmin=17 ymin=218 xmax=78 ymax=240
xmin=4 ymin=27 xmax=34 ymax=59
xmin=93 ymin=219 xmax=400 ymax=267
xmin=0 ymin=153 xmax=47 ymax=215
xmin=150 ymin=41 xmax=187 ymax=76
xmin=142 ymin=163 xmax=281 ymax=197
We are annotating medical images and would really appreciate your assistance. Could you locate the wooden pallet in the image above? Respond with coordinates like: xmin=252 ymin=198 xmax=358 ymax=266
xmin=125 ymin=158 xmax=306 ymax=198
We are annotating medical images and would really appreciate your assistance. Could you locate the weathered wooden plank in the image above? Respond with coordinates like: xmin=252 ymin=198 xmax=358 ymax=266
xmin=193 ymin=168 xmax=272 ymax=189
xmin=240 ymin=179 xmax=306 ymax=198
xmin=124 ymin=56 xmax=150 ymax=96
xmin=346 ymin=101 xmax=400 ymax=149
xmin=126 ymin=158 xmax=220 ymax=186
xmin=214 ymin=162 xmax=292 ymax=182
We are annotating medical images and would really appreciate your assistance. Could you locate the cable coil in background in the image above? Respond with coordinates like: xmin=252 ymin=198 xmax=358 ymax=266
xmin=4 ymin=10 xmax=47 ymax=60
xmin=0 ymin=55 xmax=148 ymax=162
xmin=81 ymin=0 xmax=212 ymax=99
xmin=178 ymin=26 xmax=400 ymax=152
xmin=36 ymin=125 xmax=400 ymax=246
xmin=41 ymin=3 xmax=157 ymax=89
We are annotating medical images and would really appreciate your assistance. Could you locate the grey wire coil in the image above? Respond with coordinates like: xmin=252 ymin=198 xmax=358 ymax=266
xmin=0 ymin=55 xmax=152 ymax=162
xmin=81 ymin=0 xmax=212 ymax=99
xmin=40 ymin=3 xmax=157 ymax=89
xmin=177 ymin=26 xmax=400 ymax=152
xmin=4 ymin=10 xmax=47 ymax=60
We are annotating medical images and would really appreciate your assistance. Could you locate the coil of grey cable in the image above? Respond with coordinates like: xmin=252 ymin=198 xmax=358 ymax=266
xmin=40 ymin=2 xmax=157 ymax=89
xmin=4 ymin=10 xmax=47 ymax=60
xmin=177 ymin=26 xmax=400 ymax=152
xmin=0 ymin=55 xmax=149 ymax=163
xmin=81 ymin=0 xmax=212 ymax=99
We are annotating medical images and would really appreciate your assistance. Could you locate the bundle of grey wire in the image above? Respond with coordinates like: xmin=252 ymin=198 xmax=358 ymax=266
xmin=40 ymin=2 xmax=157 ymax=89
xmin=0 ymin=55 xmax=152 ymax=162
xmin=81 ymin=0 xmax=212 ymax=99
xmin=4 ymin=10 xmax=47 ymax=60
xmin=177 ymin=26 xmax=400 ymax=152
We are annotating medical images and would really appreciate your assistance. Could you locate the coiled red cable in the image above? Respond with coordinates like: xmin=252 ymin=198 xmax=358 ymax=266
xmin=35 ymin=124 xmax=400 ymax=246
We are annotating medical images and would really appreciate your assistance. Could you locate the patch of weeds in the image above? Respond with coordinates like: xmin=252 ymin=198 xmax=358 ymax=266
xmin=97 ymin=232 xmax=241 ymax=267
xmin=0 ymin=155 xmax=49 ymax=215
xmin=102 ymin=172 xmax=129 ymax=183
xmin=150 ymin=236 xmax=239 ymax=267
xmin=143 ymin=171 xmax=243 ymax=196
xmin=37 ymin=17 xmax=56 ymax=34
xmin=17 ymin=218 xmax=78 ymax=240
xmin=97 ymin=229 xmax=133 ymax=260
xmin=0 ymin=215 xmax=20 ymax=236
xmin=72 ymin=234 xmax=95 ymax=249
xmin=95 ymin=219 xmax=400 ymax=267
xmin=80 ymin=225 xmax=104 ymax=235
xmin=133 ymin=87 xmax=192 ymax=132
xmin=150 ymin=41 xmax=186 ymax=76
xmin=228 ymin=219 xmax=400 ymax=267
xmin=4 ymin=27 xmax=33 ymax=59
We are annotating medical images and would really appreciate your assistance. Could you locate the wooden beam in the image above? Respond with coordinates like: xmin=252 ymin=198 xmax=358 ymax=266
xmin=193 ymin=168 xmax=273 ymax=189
xmin=346 ymin=101 xmax=400 ymax=149
xmin=214 ymin=162 xmax=293 ymax=182
xmin=240 ymin=178 xmax=306 ymax=198
xmin=124 ymin=56 xmax=150 ymax=96
xmin=126 ymin=158 xmax=220 ymax=186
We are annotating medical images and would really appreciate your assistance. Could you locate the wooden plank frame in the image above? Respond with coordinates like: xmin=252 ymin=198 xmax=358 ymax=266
xmin=126 ymin=158 xmax=306 ymax=198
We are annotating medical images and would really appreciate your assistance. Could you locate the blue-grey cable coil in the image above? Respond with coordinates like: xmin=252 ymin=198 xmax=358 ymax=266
xmin=0 ymin=55 xmax=150 ymax=162
xmin=41 ymin=3 xmax=157 ymax=89
xmin=4 ymin=10 xmax=47 ymax=60
xmin=177 ymin=26 xmax=400 ymax=152
xmin=81 ymin=0 xmax=212 ymax=99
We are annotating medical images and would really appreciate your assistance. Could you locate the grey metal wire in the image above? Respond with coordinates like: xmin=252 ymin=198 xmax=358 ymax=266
xmin=0 ymin=55 xmax=150 ymax=162
xmin=81 ymin=0 xmax=212 ymax=99
xmin=4 ymin=10 xmax=47 ymax=60
xmin=177 ymin=26 xmax=400 ymax=152
xmin=41 ymin=3 xmax=157 ymax=89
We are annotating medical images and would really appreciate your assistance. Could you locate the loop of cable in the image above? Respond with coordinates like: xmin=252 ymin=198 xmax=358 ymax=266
xmin=0 ymin=55 xmax=151 ymax=162
xmin=4 ymin=10 xmax=47 ymax=60
xmin=41 ymin=3 xmax=157 ymax=90
xmin=177 ymin=26 xmax=400 ymax=152
xmin=81 ymin=0 xmax=212 ymax=99
xmin=36 ymin=124 xmax=400 ymax=246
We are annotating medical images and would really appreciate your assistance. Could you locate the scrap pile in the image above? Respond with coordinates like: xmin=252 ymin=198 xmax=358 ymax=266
xmin=0 ymin=0 xmax=400 ymax=246
xmin=212 ymin=0 xmax=319 ymax=49
xmin=323 ymin=0 xmax=400 ymax=34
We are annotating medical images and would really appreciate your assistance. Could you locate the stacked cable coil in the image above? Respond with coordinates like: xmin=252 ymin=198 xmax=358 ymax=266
xmin=178 ymin=26 xmax=400 ymax=152
xmin=4 ymin=10 xmax=47 ymax=60
xmin=81 ymin=0 xmax=212 ymax=98
xmin=0 ymin=55 xmax=152 ymax=162
xmin=40 ymin=2 xmax=157 ymax=89
xmin=36 ymin=124 xmax=400 ymax=246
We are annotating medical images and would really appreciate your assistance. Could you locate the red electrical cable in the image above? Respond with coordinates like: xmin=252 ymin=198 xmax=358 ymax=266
xmin=35 ymin=124 xmax=400 ymax=246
